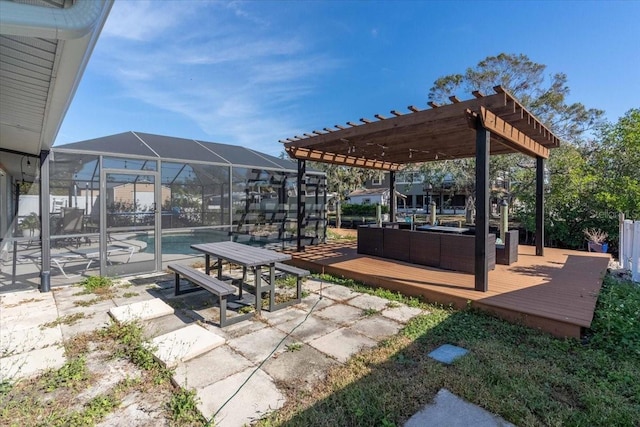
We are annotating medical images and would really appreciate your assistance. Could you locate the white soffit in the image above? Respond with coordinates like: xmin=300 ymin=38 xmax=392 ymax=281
xmin=0 ymin=0 xmax=113 ymax=160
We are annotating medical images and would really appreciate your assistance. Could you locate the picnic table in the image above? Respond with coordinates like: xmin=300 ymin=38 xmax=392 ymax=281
xmin=190 ymin=241 xmax=291 ymax=315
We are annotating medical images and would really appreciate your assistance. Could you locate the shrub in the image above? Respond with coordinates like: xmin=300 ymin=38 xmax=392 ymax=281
xmin=342 ymin=203 xmax=389 ymax=216
xmin=589 ymin=276 xmax=640 ymax=356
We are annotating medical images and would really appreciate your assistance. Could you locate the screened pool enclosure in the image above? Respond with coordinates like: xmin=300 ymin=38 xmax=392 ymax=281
xmin=1 ymin=132 xmax=326 ymax=291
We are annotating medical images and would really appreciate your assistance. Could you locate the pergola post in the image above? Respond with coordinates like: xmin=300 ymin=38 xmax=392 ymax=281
xmin=536 ymin=156 xmax=545 ymax=256
xmin=475 ymin=121 xmax=490 ymax=292
xmin=296 ymin=159 xmax=306 ymax=252
xmin=389 ymin=171 xmax=396 ymax=223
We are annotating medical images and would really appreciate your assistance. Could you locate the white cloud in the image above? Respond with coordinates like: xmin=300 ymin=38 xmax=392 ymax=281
xmin=92 ymin=1 xmax=341 ymax=155
xmin=102 ymin=0 xmax=199 ymax=41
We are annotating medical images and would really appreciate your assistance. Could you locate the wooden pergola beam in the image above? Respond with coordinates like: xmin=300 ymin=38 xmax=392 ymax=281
xmin=478 ymin=107 xmax=549 ymax=159
xmin=281 ymin=88 xmax=560 ymax=171
xmin=286 ymin=147 xmax=401 ymax=171
xmin=287 ymin=94 xmax=510 ymax=151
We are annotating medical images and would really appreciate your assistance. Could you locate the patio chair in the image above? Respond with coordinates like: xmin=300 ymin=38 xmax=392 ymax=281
xmin=60 ymin=207 xmax=85 ymax=247
xmin=22 ymin=244 xmax=136 ymax=279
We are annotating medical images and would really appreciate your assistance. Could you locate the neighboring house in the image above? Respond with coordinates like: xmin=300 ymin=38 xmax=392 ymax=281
xmin=365 ymin=171 xmax=508 ymax=214
xmin=346 ymin=188 xmax=406 ymax=208
xmin=109 ymin=183 xmax=171 ymax=210
xmin=365 ymin=171 xmax=466 ymax=214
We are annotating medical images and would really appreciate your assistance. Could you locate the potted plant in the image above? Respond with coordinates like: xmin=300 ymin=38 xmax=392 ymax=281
xmin=583 ymin=228 xmax=608 ymax=253
xmin=20 ymin=212 xmax=41 ymax=238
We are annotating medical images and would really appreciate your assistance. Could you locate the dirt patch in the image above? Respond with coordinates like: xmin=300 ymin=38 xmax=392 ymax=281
xmin=327 ymin=227 xmax=357 ymax=239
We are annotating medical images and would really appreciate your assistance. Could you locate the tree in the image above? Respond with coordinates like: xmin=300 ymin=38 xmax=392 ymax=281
xmin=424 ymin=53 xmax=606 ymax=241
xmin=309 ymin=163 xmax=375 ymax=202
xmin=589 ymin=109 xmax=640 ymax=220
xmin=428 ymin=53 xmax=604 ymax=143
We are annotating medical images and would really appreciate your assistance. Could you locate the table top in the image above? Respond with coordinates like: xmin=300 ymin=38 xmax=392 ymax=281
xmin=191 ymin=241 xmax=291 ymax=267
xmin=415 ymin=225 xmax=471 ymax=234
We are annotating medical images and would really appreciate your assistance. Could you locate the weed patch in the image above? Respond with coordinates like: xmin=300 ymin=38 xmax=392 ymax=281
xmin=314 ymin=274 xmax=424 ymax=307
xmin=0 ymin=319 xmax=201 ymax=426
xmin=168 ymin=388 xmax=205 ymax=425
xmin=41 ymin=356 xmax=89 ymax=391
xmin=286 ymin=342 xmax=303 ymax=352
xmin=77 ymin=276 xmax=114 ymax=294
xmin=41 ymin=312 xmax=87 ymax=329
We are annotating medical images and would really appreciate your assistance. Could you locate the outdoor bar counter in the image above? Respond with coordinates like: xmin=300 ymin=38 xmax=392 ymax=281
xmin=357 ymin=224 xmax=496 ymax=274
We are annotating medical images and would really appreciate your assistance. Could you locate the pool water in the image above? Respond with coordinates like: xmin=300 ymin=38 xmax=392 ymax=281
xmin=136 ymin=230 xmax=229 ymax=255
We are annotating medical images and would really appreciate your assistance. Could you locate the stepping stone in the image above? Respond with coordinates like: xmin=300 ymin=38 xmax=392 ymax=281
xmin=109 ymin=299 xmax=174 ymax=323
xmin=1 ymin=346 xmax=66 ymax=381
xmin=404 ymin=388 xmax=515 ymax=427
xmin=148 ymin=324 xmax=225 ymax=368
xmin=428 ymin=344 xmax=469 ymax=364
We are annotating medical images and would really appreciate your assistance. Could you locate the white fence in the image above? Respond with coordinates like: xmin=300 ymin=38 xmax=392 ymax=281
xmin=620 ymin=216 xmax=640 ymax=282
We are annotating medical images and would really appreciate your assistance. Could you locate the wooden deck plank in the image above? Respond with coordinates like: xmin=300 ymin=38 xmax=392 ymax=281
xmin=286 ymin=243 xmax=609 ymax=338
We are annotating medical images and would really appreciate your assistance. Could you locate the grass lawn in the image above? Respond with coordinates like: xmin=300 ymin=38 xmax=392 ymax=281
xmin=1 ymin=273 xmax=637 ymax=426
xmin=258 ymin=274 xmax=640 ymax=426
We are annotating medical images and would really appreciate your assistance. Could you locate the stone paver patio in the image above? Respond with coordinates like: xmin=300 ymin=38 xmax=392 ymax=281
xmin=0 ymin=274 xmax=427 ymax=426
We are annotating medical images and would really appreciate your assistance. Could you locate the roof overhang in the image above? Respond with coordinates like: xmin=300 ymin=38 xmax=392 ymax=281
xmin=0 ymin=0 xmax=113 ymax=178
xmin=282 ymin=87 xmax=560 ymax=171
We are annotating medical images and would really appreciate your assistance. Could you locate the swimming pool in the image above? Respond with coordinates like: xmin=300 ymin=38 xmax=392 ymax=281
xmin=136 ymin=230 xmax=229 ymax=255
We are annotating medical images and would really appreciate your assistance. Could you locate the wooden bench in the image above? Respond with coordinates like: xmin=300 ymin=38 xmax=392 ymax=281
xmin=167 ymin=263 xmax=252 ymax=327
xmin=268 ymin=262 xmax=310 ymax=311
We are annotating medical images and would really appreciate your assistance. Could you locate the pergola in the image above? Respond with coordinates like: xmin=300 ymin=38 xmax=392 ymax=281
xmin=281 ymin=86 xmax=561 ymax=292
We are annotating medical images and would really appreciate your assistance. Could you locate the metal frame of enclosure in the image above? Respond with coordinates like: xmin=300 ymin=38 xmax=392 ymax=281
xmin=282 ymin=86 xmax=561 ymax=292
xmin=0 ymin=132 xmax=325 ymax=292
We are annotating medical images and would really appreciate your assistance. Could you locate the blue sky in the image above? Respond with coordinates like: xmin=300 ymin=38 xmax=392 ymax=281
xmin=56 ymin=0 xmax=640 ymax=157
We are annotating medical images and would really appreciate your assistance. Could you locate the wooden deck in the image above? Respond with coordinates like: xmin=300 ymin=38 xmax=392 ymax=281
xmin=287 ymin=242 xmax=610 ymax=338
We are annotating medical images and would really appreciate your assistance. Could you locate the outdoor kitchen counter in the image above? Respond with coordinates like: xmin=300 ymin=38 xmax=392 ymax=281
xmin=357 ymin=225 xmax=495 ymax=274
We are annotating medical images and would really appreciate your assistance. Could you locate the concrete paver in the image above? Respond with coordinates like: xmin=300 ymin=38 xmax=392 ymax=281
xmin=381 ymin=304 xmax=425 ymax=323
xmin=210 ymin=317 xmax=266 ymax=339
xmin=0 ymin=290 xmax=50 ymax=308
xmin=143 ymin=311 xmax=196 ymax=338
xmin=317 ymin=284 xmax=358 ymax=301
xmin=350 ymin=315 xmax=403 ymax=340
xmin=0 ymin=292 xmax=57 ymax=323
xmin=1 ymin=323 xmax=63 ymax=355
xmin=173 ymin=345 xmax=253 ymax=389
xmin=308 ymin=327 xmax=377 ymax=363
xmin=274 ymin=315 xmax=341 ymax=343
xmin=109 ymin=298 xmax=174 ymax=323
xmin=262 ymin=306 xmax=308 ymax=326
xmin=315 ymin=303 xmax=364 ymax=325
xmin=262 ymin=343 xmax=339 ymax=391
xmin=197 ymin=367 xmax=284 ymax=427
xmin=227 ymin=326 xmax=293 ymax=364
xmin=348 ymin=293 xmax=392 ymax=311
xmin=302 ymin=278 xmax=333 ymax=293
xmin=59 ymin=311 xmax=111 ymax=340
xmin=404 ymin=388 xmax=515 ymax=427
xmin=149 ymin=323 xmax=225 ymax=368
xmin=296 ymin=294 xmax=335 ymax=312
xmin=1 ymin=345 xmax=66 ymax=381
